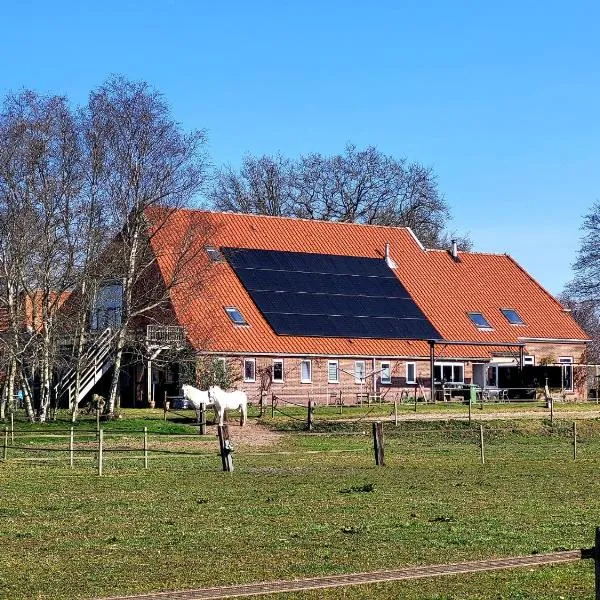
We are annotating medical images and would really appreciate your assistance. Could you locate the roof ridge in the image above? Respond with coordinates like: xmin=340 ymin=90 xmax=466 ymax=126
xmin=179 ymin=207 xmax=419 ymax=233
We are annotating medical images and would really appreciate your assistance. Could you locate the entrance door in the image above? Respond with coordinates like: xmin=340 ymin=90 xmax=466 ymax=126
xmin=472 ymin=364 xmax=485 ymax=388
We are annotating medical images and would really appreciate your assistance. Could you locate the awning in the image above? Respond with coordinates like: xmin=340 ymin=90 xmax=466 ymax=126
xmin=488 ymin=357 xmax=518 ymax=365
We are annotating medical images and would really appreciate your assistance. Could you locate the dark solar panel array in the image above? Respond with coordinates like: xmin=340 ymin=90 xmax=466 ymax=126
xmin=222 ymin=247 xmax=441 ymax=340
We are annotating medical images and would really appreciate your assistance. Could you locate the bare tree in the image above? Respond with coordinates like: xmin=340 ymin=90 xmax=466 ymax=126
xmin=0 ymin=90 xmax=85 ymax=422
xmin=210 ymin=144 xmax=471 ymax=249
xmin=85 ymin=76 xmax=209 ymax=417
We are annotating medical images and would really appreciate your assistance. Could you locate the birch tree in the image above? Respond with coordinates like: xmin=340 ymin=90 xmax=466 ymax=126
xmin=86 ymin=76 xmax=209 ymax=417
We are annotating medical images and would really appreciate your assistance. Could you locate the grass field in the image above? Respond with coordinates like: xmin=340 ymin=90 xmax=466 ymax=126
xmin=1 ymin=408 xmax=600 ymax=599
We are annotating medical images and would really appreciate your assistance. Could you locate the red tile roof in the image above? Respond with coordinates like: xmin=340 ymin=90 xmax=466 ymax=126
xmin=146 ymin=208 xmax=588 ymax=359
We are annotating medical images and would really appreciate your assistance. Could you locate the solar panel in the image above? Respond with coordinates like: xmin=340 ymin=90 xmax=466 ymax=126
xmin=222 ymin=248 xmax=441 ymax=340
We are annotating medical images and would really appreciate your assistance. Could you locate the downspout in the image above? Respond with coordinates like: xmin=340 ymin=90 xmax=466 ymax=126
xmin=372 ymin=357 xmax=377 ymax=396
xmin=429 ymin=341 xmax=435 ymax=403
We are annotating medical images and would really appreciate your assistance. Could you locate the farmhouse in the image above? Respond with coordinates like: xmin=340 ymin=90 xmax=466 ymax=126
xmin=103 ymin=208 xmax=588 ymax=407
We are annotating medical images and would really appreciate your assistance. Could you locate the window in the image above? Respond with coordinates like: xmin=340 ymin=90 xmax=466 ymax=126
xmin=523 ymin=356 xmax=535 ymax=366
xmin=501 ymin=308 xmax=525 ymax=325
xmin=273 ymin=359 xmax=284 ymax=383
xmin=380 ymin=362 xmax=391 ymax=385
xmin=467 ymin=312 xmax=492 ymax=330
xmin=243 ymin=358 xmax=255 ymax=382
xmin=206 ymin=246 xmax=223 ymax=262
xmin=300 ymin=359 xmax=312 ymax=383
xmin=327 ymin=360 xmax=339 ymax=383
xmin=91 ymin=282 xmax=123 ymax=330
xmin=434 ymin=362 xmax=464 ymax=383
xmin=355 ymin=360 xmax=366 ymax=384
xmin=224 ymin=306 xmax=248 ymax=326
xmin=406 ymin=362 xmax=416 ymax=384
xmin=559 ymin=357 xmax=573 ymax=391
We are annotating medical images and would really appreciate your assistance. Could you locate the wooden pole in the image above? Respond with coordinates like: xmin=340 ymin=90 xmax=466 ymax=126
xmin=199 ymin=404 xmax=206 ymax=435
xmin=339 ymin=396 xmax=343 ymax=415
xmin=372 ymin=422 xmax=385 ymax=466
xmin=3 ymin=427 xmax=7 ymax=461
xmin=307 ymin=400 xmax=314 ymax=431
xmin=479 ymin=424 xmax=485 ymax=464
xmin=96 ymin=408 xmax=100 ymax=437
xmin=550 ymin=397 xmax=554 ymax=425
xmin=595 ymin=526 xmax=600 ymax=600
xmin=394 ymin=400 xmax=398 ymax=426
xmin=573 ymin=421 xmax=577 ymax=460
xmin=98 ymin=429 xmax=104 ymax=476
xmin=10 ymin=412 xmax=14 ymax=444
xmin=217 ymin=424 xmax=234 ymax=472
xmin=271 ymin=393 xmax=275 ymax=418
xmin=144 ymin=426 xmax=149 ymax=469
xmin=163 ymin=391 xmax=168 ymax=421
xmin=468 ymin=391 xmax=472 ymax=424
xmin=69 ymin=427 xmax=74 ymax=469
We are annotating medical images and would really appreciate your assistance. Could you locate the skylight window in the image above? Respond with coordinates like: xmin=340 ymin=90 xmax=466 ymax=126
xmin=206 ymin=246 xmax=223 ymax=262
xmin=467 ymin=312 xmax=492 ymax=329
xmin=224 ymin=306 xmax=248 ymax=326
xmin=501 ymin=308 xmax=525 ymax=325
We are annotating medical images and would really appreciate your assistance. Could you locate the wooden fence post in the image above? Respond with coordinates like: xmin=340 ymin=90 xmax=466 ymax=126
xmin=69 ymin=427 xmax=74 ymax=469
xmin=144 ymin=427 xmax=149 ymax=469
xmin=10 ymin=412 xmax=14 ymax=444
xmin=307 ymin=400 xmax=314 ymax=431
xmin=3 ymin=427 xmax=7 ymax=461
xmin=550 ymin=397 xmax=554 ymax=425
xmin=163 ymin=391 xmax=168 ymax=421
xmin=96 ymin=408 xmax=100 ymax=437
xmin=468 ymin=392 xmax=472 ymax=424
xmin=199 ymin=404 xmax=206 ymax=435
xmin=372 ymin=422 xmax=385 ymax=466
xmin=98 ymin=429 xmax=104 ymax=476
xmin=479 ymin=424 xmax=485 ymax=464
xmin=271 ymin=394 xmax=275 ymax=418
xmin=595 ymin=526 xmax=600 ymax=600
xmin=573 ymin=421 xmax=577 ymax=460
xmin=217 ymin=424 xmax=234 ymax=472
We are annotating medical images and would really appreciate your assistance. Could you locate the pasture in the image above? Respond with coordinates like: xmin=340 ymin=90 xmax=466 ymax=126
xmin=1 ymin=407 xmax=600 ymax=599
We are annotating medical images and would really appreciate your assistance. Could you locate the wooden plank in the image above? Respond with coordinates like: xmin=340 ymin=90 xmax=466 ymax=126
xmin=92 ymin=550 xmax=585 ymax=600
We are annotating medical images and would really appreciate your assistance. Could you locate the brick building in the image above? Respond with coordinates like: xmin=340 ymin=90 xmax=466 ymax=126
xmin=138 ymin=208 xmax=589 ymax=405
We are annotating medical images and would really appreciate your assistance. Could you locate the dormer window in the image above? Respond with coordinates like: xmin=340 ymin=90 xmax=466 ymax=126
xmin=467 ymin=312 xmax=492 ymax=330
xmin=224 ymin=306 xmax=248 ymax=326
xmin=206 ymin=246 xmax=223 ymax=263
xmin=501 ymin=308 xmax=525 ymax=325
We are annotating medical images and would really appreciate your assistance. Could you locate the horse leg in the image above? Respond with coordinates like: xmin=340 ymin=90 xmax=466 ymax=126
xmin=240 ymin=404 xmax=247 ymax=427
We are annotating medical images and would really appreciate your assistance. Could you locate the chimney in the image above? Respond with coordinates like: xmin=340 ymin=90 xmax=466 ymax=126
xmin=384 ymin=242 xmax=397 ymax=269
xmin=450 ymin=239 xmax=461 ymax=263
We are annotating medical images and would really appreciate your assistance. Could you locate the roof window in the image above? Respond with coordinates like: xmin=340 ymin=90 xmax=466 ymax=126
xmin=224 ymin=306 xmax=248 ymax=326
xmin=501 ymin=308 xmax=525 ymax=325
xmin=206 ymin=246 xmax=223 ymax=263
xmin=467 ymin=312 xmax=492 ymax=330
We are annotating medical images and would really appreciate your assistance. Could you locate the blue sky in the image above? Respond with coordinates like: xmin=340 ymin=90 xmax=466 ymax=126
xmin=1 ymin=1 xmax=598 ymax=294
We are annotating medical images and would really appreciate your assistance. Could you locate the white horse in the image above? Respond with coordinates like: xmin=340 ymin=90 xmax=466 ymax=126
xmin=181 ymin=384 xmax=212 ymax=423
xmin=208 ymin=385 xmax=248 ymax=427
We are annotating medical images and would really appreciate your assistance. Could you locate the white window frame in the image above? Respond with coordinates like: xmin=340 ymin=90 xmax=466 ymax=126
xmin=434 ymin=362 xmax=465 ymax=383
xmin=559 ymin=356 xmax=574 ymax=392
xmin=300 ymin=359 xmax=312 ymax=383
xmin=327 ymin=360 xmax=339 ymax=383
xmin=406 ymin=361 xmax=416 ymax=384
xmin=224 ymin=306 xmax=248 ymax=326
xmin=355 ymin=360 xmax=366 ymax=384
xmin=380 ymin=361 xmax=391 ymax=385
xmin=523 ymin=356 xmax=535 ymax=366
xmin=272 ymin=359 xmax=284 ymax=383
xmin=243 ymin=358 xmax=256 ymax=383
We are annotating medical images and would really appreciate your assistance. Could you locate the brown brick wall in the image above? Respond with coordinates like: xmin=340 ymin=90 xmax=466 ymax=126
xmin=216 ymin=340 xmax=589 ymax=403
